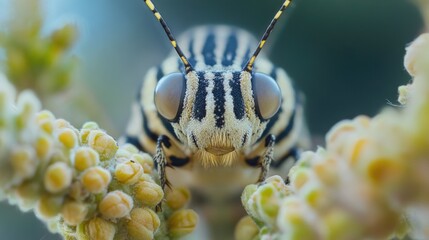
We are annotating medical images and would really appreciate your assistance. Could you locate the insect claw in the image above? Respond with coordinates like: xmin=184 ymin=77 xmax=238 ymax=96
xmin=165 ymin=180 xmax=173 ymax=190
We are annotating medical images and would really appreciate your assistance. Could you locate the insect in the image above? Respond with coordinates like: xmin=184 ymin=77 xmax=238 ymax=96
xmin=124 ymin=0 xmax=310 ymax=197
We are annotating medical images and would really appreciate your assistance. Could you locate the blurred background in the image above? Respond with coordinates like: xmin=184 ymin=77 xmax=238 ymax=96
xmin=0 ymin=0 xmax=424 ymax=239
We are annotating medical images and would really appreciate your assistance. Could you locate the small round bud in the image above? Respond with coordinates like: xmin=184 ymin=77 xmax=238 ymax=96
xmin=115 ymin=160 xmax=143 ymax=185
xmin=166 ymin=187 xmax=191 ymax=210
xmin=167 ymin=209 xmax=198 ymax=238
xmin=44 ymin=162 xmax=73 ymax=193
xmin=99 ymin=190 xmax=133 ymax=219
xmin=15 ymin=181 xmax=41 ymax=210
xmin=69 ymin=181 xmax=89 ymax=201
xmin=234 ymin=216 xmax=259 ymax=240
xmin=36 ymin=195 xmax=64 ymax=220
xmin=132 ymin=153 xmax=154 ymax=174
xmin=253 ymin=184 xmax=280 ymax=225
xmin=81 ymin=166 xmax=111 ymax=193
xmin=74 ymin=147 xmax=100 ymax=171
xmin=62 ymin=202 xmax=88 ymax=226
xmin=127 ymin=208 xmax=160 ymax=240
xmin=80 ymin=122 xmax=99 ymax=144
xmin=87 ymin=130 xmax=118 ymax=160
xmin=134 ymin=180 xmax=164 ymax=207
xmin=11 ymin=147 xmax=37 ymax=180
xmin=121 ymin=143 xmax=139 ymax=154
xmin=57 ymin=128 xmax=78 ymax=149
xmin=36 ymin=110 xmax=55 ymax=134
xmin=291 ymin=169 xmax=311 ymax=191
xmin=15 ymin=91 xmax=41 ymax=130
xmin=35 ymin=134 xmax=53 ymax=159
xmin=55 ymin=119 xmax=71 ymax=129
xmin=78 ymin=217 xmax=116 ymax=240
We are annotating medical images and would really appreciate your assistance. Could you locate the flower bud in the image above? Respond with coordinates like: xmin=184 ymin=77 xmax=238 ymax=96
xmin=74 ymin=147 xmax=100 ymax=171
xmin=134 ymin=180 xmax=164 ymax=207
xmin=115 ymin=160 xmax=143 ymax=185
xmin=127 ymin=208 xmax=160 ymax=240
xmin=166 ymin=187 xmax=191 ymax=210
xmin=87 ymin=130 xmax=118 ymax=160
xmin=62 ymin=202 xmax=88 ymax=226
xmin=36 ymin=195 xmax=64 ymax=220
xmin=234 ymin=216 xmax=259 ymax=240
xmin=99 ymin=190 xmax=133 ymax=219
xmin=11 ymin=146 xmax=37 ymax=180
xmin=57 ymin=128 xmax=78 ymax=149
xmin=80 ymin=122 xmax=99 ymax=144
xmin=81 ymin=166 xmax=111 ymax=193
xmin=35 ymin=134 xmax=53 ymax=159
xmin=167 ymin=209 xmax=198 ymax=238
xmin=77 ymin=217 xmax=116 ymax=240
xmin=44 ymin=162 xmax=73 ymax=193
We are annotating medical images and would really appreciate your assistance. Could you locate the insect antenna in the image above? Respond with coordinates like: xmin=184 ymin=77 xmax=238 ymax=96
xmin=143 ymin=0 xmax=194 ymax=73
xmin=244 ymin=0 xmax=294 ymax=72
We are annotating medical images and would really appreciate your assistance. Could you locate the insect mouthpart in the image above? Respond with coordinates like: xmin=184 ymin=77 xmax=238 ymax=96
xmin=205 ymin=146 xmax=235 ymax=156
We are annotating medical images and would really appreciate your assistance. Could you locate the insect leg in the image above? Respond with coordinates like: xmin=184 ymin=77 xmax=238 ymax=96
xmin=258 ymin=134 xmax=276 ymax=183
xmin=154 ymin=135 xmax=172 ymax=190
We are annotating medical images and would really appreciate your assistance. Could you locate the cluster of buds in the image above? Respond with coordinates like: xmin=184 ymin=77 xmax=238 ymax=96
xmin=0 ymin=0 xmax=77 ymax=97
xmin=0 ymin=74 xmax=197 ymax=240
xmin=238 ymin=33 xmax=429 ymax=240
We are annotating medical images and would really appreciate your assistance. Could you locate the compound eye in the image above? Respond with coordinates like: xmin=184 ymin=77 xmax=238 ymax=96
xmin=154 ymin=73 xmax=186 ymax=121
xmin=252 ymin=73 xmax=282 ymax=120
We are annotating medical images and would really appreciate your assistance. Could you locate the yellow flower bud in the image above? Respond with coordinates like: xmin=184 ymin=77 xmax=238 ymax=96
xmin=127 ymin=208 xmax=160 ymax=240
xmin=62 ymin=202 xmax=88 ymax=226
xmin=81 ymin=166 xmax=111 ymax=193
xmin=313 ymin=159 xmax=338 ymax=186
xmin=115 ymin=160 xmax=143 ymax=185
xmin=58 ymin=128 xmax=78 ymax=149
xmin=80 ymin=122 xmax=99 ymax=144
xmin=36 ymin=110 xmax=55 ymax=122
xmin=277 ymin=198 xmax=317 ymax=240
xmin=36 ymin=195 xmax=64 ymax=220
xmin=139 ymin=173 xmax=156 ymax=183
xmin=253 ymin=184 xmax=280 ymax=225
xmin=166 ymin=187 xmax=191 ymax=210
xmin=74 ymin=147 xmax=100 ymax=171
xmin=115 ymin=148 xmax=132 ymax=160
xmin=99 ymin=190 xmax=133 ymax=219
xmin=15 ymin=181 xmax=41 ymax=210
xmin=132 ymin=153 xmax=154 ymax=174
xmin=366 ymin=157 xmax=402 ymax=185
xmin=87 ymin=130 xmax=118 ymax=160
xmin=44 ymin=162 xmax=73 ymax=193
xmin=234 ymin=216 xmax=259 ymax=240
xmin=167 ymin=209 xmax=198 ymax=238
xmin=291 ymin=169 xmax=310 ymax=191
xmin=134 ymin=180 xmax=164 ymax=207
xmin=69 ymin=181 xmax=89 ymax=201
xmin=323 ymin=209 xmax=361 ymax=240
xmin=55 ymin=119 xmax=71 ymax=129
xmin=301 ymin=183 xmax=328 ymax=209
xmin=36 ymin=110 xmax=55 ymax=134
xmin=15 ymin=91 xmax=41 ymax=130
xmin=122 ymin=143 xmax=139 ymax=154
xmin=35 ymin=134 xmax=52 ymax=159
xmin=77 ymin=217 xmax=116 ymax=240
xmin=11 ymin=146 xmax=37 ymax=180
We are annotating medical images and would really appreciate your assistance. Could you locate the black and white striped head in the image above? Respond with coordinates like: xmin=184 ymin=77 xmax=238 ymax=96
xmin=154 ymin=69 xmax=281 ymax=165
xmin=144 ymin=0 xmax=293 ymax=165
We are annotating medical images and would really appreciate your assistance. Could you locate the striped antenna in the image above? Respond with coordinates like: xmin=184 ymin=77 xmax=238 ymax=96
xmin=143 ymin=0 xmax=194 ymax=73
xmin=244 ymin=0 xmax=293 ymax=72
